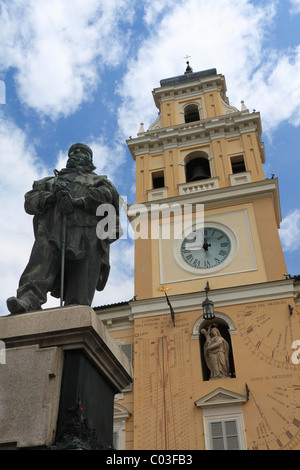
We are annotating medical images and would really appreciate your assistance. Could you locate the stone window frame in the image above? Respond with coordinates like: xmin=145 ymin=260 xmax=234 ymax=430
xmin=195 ymin=387 xmax=248 ymax=450
xmin=113 ymin=403 xmax=131 ymax=450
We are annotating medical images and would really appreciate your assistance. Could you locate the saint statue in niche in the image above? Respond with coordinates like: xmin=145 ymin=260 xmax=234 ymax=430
xmin=201 ymin=325 xmax=230 ymax=380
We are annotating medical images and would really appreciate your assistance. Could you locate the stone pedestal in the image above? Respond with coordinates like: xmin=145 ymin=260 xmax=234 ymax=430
xmin=0 ymin=306 xmax=133 ymax=449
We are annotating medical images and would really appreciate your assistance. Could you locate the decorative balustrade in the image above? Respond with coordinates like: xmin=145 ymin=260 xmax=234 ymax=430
xmin=178 ymin=177 xmax=219 ymax=195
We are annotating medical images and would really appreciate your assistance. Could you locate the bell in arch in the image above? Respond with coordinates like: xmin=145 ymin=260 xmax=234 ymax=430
xmin=186 ymin=157 xmax=211 ymax=182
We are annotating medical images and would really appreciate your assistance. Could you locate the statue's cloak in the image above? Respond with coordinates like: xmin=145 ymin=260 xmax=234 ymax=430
xmin=24 ymin=168 xmax=121 ymax=298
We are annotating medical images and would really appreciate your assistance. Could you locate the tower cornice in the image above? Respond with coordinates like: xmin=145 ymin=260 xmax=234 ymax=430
xmin=127 ymin=111 xmax=265 ymax=163
xmin=127 ymin=177 xmax=281 ymax=226
xmin=152 ymin=71 xmax=227 ymax=108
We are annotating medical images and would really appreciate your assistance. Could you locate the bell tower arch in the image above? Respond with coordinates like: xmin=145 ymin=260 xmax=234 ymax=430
xmin=185 ymin=151 xmax=211 ymax=182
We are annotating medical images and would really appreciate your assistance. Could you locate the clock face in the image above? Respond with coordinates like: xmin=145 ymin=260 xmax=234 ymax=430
xmin=237 ymin=302 xmax=300 ymax=450
xmin=180 ymin=226 xmax=231 ymax=270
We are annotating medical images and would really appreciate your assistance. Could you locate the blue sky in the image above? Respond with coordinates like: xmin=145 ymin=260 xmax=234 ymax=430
xmin=0 ymin=0 xmax=299 ymax=314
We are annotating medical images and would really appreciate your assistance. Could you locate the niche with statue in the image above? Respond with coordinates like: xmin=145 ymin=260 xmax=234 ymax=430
xmin=199 ymin=319 xmax=236 ymax=381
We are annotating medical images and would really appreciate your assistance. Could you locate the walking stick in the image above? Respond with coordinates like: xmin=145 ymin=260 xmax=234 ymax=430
xmin=59 ymin=194 xmax=74 ymax=307
xmin=60 ymin=212 xmax=67 ymax=307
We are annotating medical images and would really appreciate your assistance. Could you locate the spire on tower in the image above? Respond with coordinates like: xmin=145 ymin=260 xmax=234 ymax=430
xmin=183 ymin=55 xmax=193 ymax=74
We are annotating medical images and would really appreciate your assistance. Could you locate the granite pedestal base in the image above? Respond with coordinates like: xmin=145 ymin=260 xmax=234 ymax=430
xmin=0 ymin=306 xmax=132 ymax=450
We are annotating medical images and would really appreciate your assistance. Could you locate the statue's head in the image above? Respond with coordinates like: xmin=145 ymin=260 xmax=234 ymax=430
xmin=210 ymin=327 xmax=220 ymax=337
xmin=67 ymin=143 xmax=96 ymax=171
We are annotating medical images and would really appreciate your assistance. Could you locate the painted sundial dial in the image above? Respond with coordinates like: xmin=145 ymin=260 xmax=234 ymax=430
xmin=237 ymin=301 xmax=300 ymax=450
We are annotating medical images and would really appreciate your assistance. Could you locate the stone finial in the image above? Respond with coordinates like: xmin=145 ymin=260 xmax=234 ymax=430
xmin=137 ymin=122 xmax=145 ymax=135
xmin=241 ymin=100 xmax=249 ymax=111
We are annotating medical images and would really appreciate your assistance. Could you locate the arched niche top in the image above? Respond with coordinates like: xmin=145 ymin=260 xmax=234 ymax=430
xmin=191 ymin=311 xmax=237 ymax=339
xmin=184 ymin=150 xmax=209 ymax=166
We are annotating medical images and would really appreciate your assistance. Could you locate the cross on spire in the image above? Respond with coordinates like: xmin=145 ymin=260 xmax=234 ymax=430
xmin=183 ymin=55 xmax=193 ymax=74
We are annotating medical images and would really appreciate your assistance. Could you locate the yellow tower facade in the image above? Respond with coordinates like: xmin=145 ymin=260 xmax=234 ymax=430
xmin=96 ymin=66 xmax=300 ymax=451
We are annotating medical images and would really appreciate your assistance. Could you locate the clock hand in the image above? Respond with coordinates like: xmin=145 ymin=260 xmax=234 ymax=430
xmin=186 ymin=239 xmax=212 ymax=251
xmin=203 ymin=241 xmax=211 ymax=251
xmin=187 ymin=244 xmax=212 ymax=252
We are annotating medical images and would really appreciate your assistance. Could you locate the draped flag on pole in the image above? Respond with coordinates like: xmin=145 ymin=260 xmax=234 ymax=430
xmin=165 ymin=292 xmax=175 ymax=326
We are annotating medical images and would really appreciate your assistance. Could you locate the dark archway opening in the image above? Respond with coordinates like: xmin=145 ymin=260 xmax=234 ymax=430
xmin=184 ymin=104 xmax=200 ymax=123
xmin=186 ymin=157 xmax=211 ymax=182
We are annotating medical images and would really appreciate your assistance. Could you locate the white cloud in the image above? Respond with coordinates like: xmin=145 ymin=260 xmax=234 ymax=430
xmin=0 ymin=114 xmax=49 ymax=314
xmin=242 ymin=45 xmax=300 ymax=132
xmin=93 ymin=238 xmax=135 ymax=307
xmin=0 ymin=0 xmax=135 ymax=119
xmin=290 ymin=0 xmax=300 ymax=14
xmin=117 ymin=0 xmax=278 ymax=139
xmin=143 ymin=0 xmax=178 ymax=26
xmin=1 ymin=0 xmax=300 ymax=314
xmin=88 ymin=137 xmax=127 ymax=182
xmin=0 ymin=117 xmax=134 ymax=315
xmin=279 ymin=209 xmax=300 ymax=252
xmin=117 ymin=0 xmax=300 ymax=139
xmin=54 ymin=137 xmax=127 ymax=183
xmin=2 ymin=0 xmax=299 ymax=135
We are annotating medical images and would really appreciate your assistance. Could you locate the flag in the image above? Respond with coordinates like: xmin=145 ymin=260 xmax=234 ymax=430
xmin=165 ymin=292 xmax=175 ymax=326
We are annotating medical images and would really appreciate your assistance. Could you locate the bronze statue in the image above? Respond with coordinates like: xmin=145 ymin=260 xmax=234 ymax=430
xmin=7 ymin=143 xmax=121 ymax=314
xmin=201 ymin=325 xmax=230 ymax=379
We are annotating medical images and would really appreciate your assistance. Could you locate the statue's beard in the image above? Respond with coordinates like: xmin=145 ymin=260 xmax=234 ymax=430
xmin=66 ymin=156 xmax=96 ymax=171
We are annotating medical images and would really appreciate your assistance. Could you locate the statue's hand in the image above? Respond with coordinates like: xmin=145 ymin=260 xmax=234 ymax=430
xmin=54 ymin=179 xmax=69 ymax=194
xmin=42 ymin=194 xmax=56 ymax=209
xmin=55 ymin=189 xmax=84 ymax=214
xmin=58 ymin=194 xmax=75 ymax=215
xmin=55 ymin=189 xmax=69 ymax=201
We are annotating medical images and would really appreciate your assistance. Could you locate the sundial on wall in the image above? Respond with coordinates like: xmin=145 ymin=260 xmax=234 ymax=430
xmin=237 ymin=301 xmax=300 ymax=450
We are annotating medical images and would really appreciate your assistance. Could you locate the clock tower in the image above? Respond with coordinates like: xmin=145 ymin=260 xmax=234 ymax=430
xmin=127 ymin=65 xmax=287 ymax=299
xmin=96 ymin=64 xmax=300 ymax=450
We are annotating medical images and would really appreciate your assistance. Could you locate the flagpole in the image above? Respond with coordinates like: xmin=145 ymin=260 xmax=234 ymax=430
xmin=160 ymin=286 xmax=175 ymax=326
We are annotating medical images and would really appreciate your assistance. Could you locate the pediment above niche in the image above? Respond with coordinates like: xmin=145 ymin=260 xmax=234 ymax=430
xmin=195 ymin=387 xmax=247 ymax=408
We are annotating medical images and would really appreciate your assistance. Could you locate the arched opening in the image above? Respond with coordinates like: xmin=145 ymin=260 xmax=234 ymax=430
xmin=184 ymin=104 xmax=200 ymax=123
xmin=185 ymin=152 xmax=211 ymax=182
xmin=199 ymin=318 xmax=236 ymax=382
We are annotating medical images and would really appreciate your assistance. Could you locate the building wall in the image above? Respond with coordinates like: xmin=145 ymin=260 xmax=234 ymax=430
xmin=100 ymin=69 xmax=300 ymax=451
xmin=101 ymin=290 xmax=300 ymax=450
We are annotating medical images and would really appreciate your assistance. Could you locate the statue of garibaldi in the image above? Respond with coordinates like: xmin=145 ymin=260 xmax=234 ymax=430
xmin=7 ymin=143 xmax=122 ymax=314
